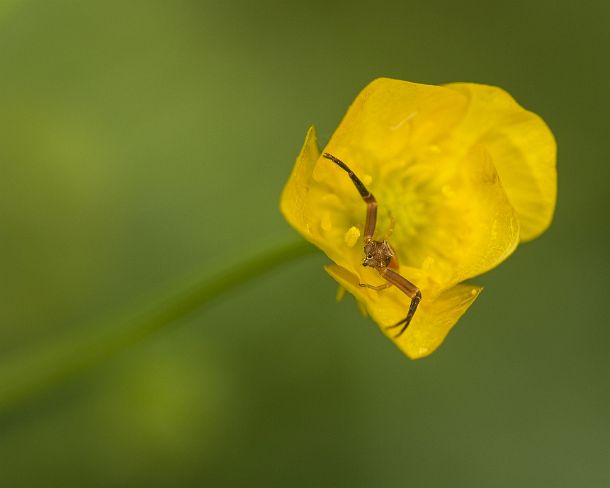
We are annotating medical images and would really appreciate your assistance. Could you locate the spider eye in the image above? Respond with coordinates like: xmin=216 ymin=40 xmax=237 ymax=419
xmin=367 ymin=254 xmax=373 ymax=259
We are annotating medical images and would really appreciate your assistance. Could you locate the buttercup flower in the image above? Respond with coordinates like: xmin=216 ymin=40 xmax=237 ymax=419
xmin=280 ymin=78 xmax=556 ymax=359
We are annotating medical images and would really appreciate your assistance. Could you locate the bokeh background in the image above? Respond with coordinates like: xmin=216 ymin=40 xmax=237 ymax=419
xmin=1 ymin=0 xmax=608 ymax=486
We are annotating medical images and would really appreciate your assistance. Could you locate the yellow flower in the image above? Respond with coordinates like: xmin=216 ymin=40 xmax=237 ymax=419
xmin=280 ymin=78 xmax=556 ymax=359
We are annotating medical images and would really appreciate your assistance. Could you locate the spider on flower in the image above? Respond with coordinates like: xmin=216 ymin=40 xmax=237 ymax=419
xmin=322 ymin=152 xmax=421 ymax=337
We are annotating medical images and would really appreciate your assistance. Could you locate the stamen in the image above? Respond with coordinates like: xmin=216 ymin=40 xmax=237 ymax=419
xmin=441 ymin=185 xmax=454 ymax=198
xmin=336 ymin=286 xmax=347 ymax=301
xmin=422 ymin=256 xmax=435 ymax=270
xmin=321 ymin=212 xmax=332 ymax=231
xmin=344 ymin=226 xmax=360 ymax=247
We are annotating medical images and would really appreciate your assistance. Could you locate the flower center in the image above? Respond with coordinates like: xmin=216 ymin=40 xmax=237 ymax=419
xmin=375 ymin=147 xmax=458 ymax=271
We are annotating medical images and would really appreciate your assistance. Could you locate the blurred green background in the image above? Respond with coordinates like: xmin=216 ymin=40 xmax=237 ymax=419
xmin=0 ymin=0 xmax=608 ymax=486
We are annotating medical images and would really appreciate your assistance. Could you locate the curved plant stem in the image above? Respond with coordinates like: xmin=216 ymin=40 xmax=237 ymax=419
xmin=0 ymin=240 xmax=316 ymax=416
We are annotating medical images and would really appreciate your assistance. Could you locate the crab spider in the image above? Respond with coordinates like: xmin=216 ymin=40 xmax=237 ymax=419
xmin=322 ymin=153 xmax=422 ymax=337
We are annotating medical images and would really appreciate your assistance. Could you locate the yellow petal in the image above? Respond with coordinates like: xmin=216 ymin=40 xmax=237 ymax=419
xmin=405 ymin=144 xmax=521 ymax=288
xmin=323 ymin=77 xmax=469 ymax=168
xmin=279 ymin=125 xmax=365 ymax=272
xmin=398 ymin=283 xmax=483 ymax=359
xmin=279 ymin=125 xmax=320 ymax=240
xmin=445 ymin=83 xmax=557 ymax=241
xmin=325 ymin=264 xmax=482 ymax=359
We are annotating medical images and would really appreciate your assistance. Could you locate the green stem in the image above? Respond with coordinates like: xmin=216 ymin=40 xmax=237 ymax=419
xmin=0 ymin=240 xmax=316 ymax=416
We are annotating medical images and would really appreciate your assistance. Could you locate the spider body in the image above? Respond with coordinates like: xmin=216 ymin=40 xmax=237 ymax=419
xmin=363 ymin=239 xmax=395 ymax=269
xmin=323 ymin=152 xmax=422 ymax=337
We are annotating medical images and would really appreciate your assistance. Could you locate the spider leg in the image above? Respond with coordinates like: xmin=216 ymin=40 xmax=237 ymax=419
xmin=323 ymin=153 xmax=377 ymax=241
xmin=359 ymin=282 xmax=392 ymax=291
xmin=379 ymin=268 xmax=422 ymax=337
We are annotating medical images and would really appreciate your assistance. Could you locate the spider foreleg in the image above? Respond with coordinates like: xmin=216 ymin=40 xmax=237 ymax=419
xmin=385 ymin=290 xmax=421 ymax=337
xmin=379 ymin=268 xmax=422 ymax=337
xmin=322 ymin=153 xmax=378 ymax=241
